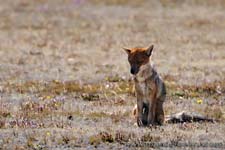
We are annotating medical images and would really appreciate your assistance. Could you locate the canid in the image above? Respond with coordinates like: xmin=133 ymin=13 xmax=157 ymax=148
xmin=123 ymin=45 xmax=166 ymax=126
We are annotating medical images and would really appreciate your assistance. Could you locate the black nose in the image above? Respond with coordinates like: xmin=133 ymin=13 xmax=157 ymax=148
xmin=130 ymin=68 xmax=135 ymax=74
xmin=130 ymin=65 xmax=139 ymax=75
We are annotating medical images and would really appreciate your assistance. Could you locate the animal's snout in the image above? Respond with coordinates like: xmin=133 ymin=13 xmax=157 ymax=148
xmin=130 ymin=66 xmax=139 ymax=75
xmin=130 ymin=68 xmax=135 ymax=74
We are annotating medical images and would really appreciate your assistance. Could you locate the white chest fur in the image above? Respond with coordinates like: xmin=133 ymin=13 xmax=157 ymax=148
xmin=135 ymin=81 xmax=153 ymax=104
xmin=134 ymin=63 xmax=154 ymax=104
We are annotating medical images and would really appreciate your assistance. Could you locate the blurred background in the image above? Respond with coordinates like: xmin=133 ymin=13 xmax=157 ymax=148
xmin=0 ymin=0 xmax=225 ymax=84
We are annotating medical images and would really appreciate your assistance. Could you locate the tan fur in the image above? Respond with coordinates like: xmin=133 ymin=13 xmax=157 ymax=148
xmin=124 ymin=45 xmax=166 ymax=126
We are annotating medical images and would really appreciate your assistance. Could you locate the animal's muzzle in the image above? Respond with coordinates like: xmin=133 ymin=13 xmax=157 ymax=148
xmin=130 ymin=65 xmax=139 ymax=75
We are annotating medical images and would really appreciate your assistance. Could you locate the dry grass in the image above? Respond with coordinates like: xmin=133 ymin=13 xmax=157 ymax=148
xmin=0 ymin=0 xmax=225 ymax=149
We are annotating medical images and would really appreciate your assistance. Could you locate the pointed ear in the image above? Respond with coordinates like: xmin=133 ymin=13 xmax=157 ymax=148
xmin=123 ymin=47 xmax=131 ymax=54
xmin=145 ymin=45 xmax=154 ymax=57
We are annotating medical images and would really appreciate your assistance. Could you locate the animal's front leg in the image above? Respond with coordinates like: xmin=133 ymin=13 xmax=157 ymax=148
xmin=147 ymin=99 xmax=156 ymax=126
xmin=155 ymin=97 xmax=165 ymax=125
xmin=137 ymin=99 xmax=143 ymax=127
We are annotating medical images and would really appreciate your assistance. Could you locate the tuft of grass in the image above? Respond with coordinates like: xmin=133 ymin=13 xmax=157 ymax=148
xmin=172 ymin=90 xmax=185 ymax=97
xmin=167 ymin=79 xmax=225 ymax=98
xmin=89 ymin=131 xmax=114 ymax=146
xmin=81 ymin=93 xmax=100 ymax=101
xmin=4 ymin=78 xmax=224 ymax=100
xmin=115 ymin=131 xmax=135 ymax=143
xmin=87 ymin=112 xmax=109 ymax=119
xmin=105 ymin=75 xmax=124 ymax=82
xmin=100 ymin=131 xmax=114 ymax=143
xmin=26 ymin=136 xmax=37 ymax=149
xmin=3 ymin=79 xmax=135 ymax=101
xmin=204 ymin=106 xmax=224 ymax=121
xmin=141 ymin=133 xmax=161 ymax=142
xmin=115 ymin=81 xmax=134 ymax=95
xmin=0 ymin=110 xmax=11 ymax=118
xmin=89 ymin=134 xmax=102 ymax=146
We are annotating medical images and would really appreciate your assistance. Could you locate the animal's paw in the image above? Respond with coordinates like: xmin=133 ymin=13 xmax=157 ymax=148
xmin=137 ymin=117 xmax=143 ymax=127
xmin=156 ymin=115 xmax=164 ymax=125
xmin=147 ymin=119 xmax=155 ymax=126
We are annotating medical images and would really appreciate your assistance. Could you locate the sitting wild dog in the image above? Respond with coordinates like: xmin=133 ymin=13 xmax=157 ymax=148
xmin=123 ymin=45 xmax=166 ymax=126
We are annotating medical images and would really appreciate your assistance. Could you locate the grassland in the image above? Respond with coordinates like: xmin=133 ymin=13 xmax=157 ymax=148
xmin=0 ymin=0 xmax=225 ymax=149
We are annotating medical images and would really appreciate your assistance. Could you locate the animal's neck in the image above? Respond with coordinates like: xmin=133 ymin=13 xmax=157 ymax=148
xmin=135 ymin=63 xmax=153 ymax=82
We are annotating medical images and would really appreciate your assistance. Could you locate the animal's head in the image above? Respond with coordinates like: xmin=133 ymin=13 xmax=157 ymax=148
xmin=123 ymin=45 xmax=154 ymax=75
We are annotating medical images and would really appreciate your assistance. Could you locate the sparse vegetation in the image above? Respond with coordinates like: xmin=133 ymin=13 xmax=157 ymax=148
xmin=0 ymin=0 xmax=224 ymax=149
